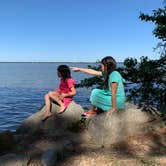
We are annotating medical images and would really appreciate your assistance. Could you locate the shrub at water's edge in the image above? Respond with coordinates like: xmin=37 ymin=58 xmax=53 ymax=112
xmin=118 ymin=56 xmax=165 ymax=110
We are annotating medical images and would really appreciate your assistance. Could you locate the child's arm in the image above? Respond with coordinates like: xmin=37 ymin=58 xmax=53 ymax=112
xmin=107 ymin=82 xmax=117 ymax=115
xmin=59 ymin=87 xmax=76 ymax=99
xmin=71 ymin=67 xmax=102 ymax=76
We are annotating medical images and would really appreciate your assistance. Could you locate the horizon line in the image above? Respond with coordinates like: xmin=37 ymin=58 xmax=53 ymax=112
xmin=0 ymin=61 xmax=123 ymax=63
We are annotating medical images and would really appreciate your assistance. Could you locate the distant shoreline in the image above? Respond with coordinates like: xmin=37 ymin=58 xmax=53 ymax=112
xmin=0 ymin=61 xmax=124 ymax=64
xmin=0 ymin=62 xmax=95 ymax=63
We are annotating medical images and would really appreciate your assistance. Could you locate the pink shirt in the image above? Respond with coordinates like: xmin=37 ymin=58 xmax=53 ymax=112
xmin=55 ymin=78 xmax=76 ymax=107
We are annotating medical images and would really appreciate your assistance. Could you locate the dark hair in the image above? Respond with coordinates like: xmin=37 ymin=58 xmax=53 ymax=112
xmin=101 ymin=56 xmax=117 ymax=88
xmin=57 ymin=65 xmax=71 ymax=79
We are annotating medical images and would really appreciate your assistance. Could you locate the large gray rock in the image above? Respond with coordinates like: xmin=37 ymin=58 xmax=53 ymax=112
xmin=0 ymin=131 xmax=15 ymax=154
xmin=87 ymin=104 xmax=158 ymax=145
xmin=16 ymin=101 xmax=84 ymax=134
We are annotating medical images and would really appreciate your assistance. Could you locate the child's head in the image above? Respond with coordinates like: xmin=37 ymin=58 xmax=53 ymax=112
xmin=57 ymin=65 xmax=71 ymax=79
xmin=101 ymin=56 xmax=117 ymax=89
xmin=101 ymin=56 xmax=116 ymax=73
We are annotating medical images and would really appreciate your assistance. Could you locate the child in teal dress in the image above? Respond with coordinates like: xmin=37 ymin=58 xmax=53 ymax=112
xmin=71 ymin=56 xmax=125 ymax=117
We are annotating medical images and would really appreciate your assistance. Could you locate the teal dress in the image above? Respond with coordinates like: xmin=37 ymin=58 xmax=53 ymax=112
xmin=90 ymin=71 xmax=125 ymax=111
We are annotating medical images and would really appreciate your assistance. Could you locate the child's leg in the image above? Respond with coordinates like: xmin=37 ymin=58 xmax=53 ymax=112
xmin=45 ymin=93 xmax=51 ymax=112
xmin=48 ymin=91 xmax=66 ymax=113
xmin=42 ymin=92 xmax=52 ymax=121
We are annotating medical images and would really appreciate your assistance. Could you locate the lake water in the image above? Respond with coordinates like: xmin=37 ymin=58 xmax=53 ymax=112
xmin=0 ymin=62 xmax=98 ymax=132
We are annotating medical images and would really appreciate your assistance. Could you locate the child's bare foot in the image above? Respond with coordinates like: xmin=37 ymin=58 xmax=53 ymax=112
xmin=42 ymin=112 xmax=52 ymax=122
xmin=57 ymin=105 xmax=66 ymax=114
xmin=81 ymin=110 xmax=97 ymax=118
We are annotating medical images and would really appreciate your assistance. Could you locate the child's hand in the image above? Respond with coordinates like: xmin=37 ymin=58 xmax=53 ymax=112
xmin=59 ymin=93 xmax=66 ymax=100
xmin=70 ymin=67 xmax=80 ymax=72
xmin=107 ymin=108 xmax=116 ymax=116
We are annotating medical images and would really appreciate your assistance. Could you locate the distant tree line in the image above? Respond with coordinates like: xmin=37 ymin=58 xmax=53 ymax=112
xmin=76 ymin=1 xmax=166 ymax=112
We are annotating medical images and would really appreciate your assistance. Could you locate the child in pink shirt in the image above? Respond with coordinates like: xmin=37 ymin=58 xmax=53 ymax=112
xmin=42 ymin=65 xmax=76 ymax=121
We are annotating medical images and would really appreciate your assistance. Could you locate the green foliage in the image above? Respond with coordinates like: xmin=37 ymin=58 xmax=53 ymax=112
xmin=138 ymin=1 xmax=166 ymax=108
xmin=118 ymin=56 xmax=166 ymax=106
xmin=139 ymin=1 xmax=166 ymax=56
xmin=139 ymin=4 xmax=166 ymax=41
xmin=118 ymin=58 xmax=138 ymax=83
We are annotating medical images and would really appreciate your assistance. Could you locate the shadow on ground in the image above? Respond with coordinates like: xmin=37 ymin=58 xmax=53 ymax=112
xmin=0 ymin=101 xmax=166 ymax=166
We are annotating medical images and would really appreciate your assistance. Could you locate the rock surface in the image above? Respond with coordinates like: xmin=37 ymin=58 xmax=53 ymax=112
xmin=0 ymin=131 xmax=15 ymax=154
xmin=0 ymin=101 xmax=165 ymax=166
xmin=16 ymin=101 xmax=85 ymax=134
xmin=87 ymin=102 xmax=165 ymax=145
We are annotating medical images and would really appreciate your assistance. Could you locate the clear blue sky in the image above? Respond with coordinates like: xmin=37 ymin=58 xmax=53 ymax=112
xmin=0 ymin=0 xmax=164 ymax=62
